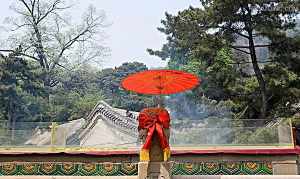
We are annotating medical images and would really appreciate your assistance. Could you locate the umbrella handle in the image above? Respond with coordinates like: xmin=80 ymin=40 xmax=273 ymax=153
xmin=157 ymin=95 xmax=163 ymax=108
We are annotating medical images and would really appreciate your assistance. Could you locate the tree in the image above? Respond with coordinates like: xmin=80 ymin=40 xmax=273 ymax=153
xmin=96 ymin=62 xmax=154 ymax=111
xmin=263 ymin=64 xmax=300 ymax=118
xmin=0 ymin=53 xmax=104 ymax=128
xmin=59 ymin=64 xmax=99 ymax=96
xmin=267 ymin=23 xmax=300 ymax=118
xmin=270 ymin=21 xmax=300 ymax=76
xmin=41 ymin=64 xmax=104 ymax=122
xmin=149 ymin=0 xmax=299 ymax=118
xmin=180 ymin=47 xmax=241 ymax=100
xmin=0 ymin=0 xmax=109 ymax=92
xmin=0 ymin=51 xmax=45 ymax=132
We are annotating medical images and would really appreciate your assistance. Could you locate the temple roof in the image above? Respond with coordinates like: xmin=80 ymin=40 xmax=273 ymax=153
xmin=26 ymin=101 xmax=139 ymax=147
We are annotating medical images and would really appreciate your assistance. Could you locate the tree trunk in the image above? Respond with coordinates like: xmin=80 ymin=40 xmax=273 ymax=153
xmin=33 ymin=25 xmax=52 ymax=102
xmin=248 ymin=31 xmax=267 ymax=119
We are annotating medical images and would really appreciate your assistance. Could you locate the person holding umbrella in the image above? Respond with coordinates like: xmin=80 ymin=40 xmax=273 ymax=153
xmin=121 ymin=69 xmax=200 ymax=162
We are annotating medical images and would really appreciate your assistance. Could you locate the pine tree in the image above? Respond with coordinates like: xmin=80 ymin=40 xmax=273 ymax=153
xmin=149 ymin=0 xmax=299 ymax=118
xmin=0 ymin=51 xmax=45 ymax=133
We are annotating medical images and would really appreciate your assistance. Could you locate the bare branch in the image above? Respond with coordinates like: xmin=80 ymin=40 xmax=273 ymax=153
xmin=229 ymin=60 xmax=276 ymax=65
xmin=215 ymin=25 xmax=250 ymax=39
xmin=37 ymin=0 xmax=41 ymax=19
xmin=36 ymin=0 xmax=71 ymax=24
xmin=230 ymin=46 xmax=251 ymax=54
xmin=10 ymin=23 xmax=31 ymax=31
xmin=232 ymin=44 xmax=272 ymax=49
xmin=30 ymin=0 xmax=36 ymax=13
xmin=4 ymin=1 xmax=108 ymax=88
xmin=52 ymin=61 xmax=69 ymax=71
xmin=36 ymin=0 xmax=58 ymax=24
xmin=0 ymin=49 xmax=39 ymax=61
xmin=23 ymin=46 xmax=34 ymax=53
xmin=72 ymin=49 xmax=104 ymax=69
xmin=50 ymin=28 xmax=90 ymax=70
xmin=19 ymin=0 xmax=34 ymax=20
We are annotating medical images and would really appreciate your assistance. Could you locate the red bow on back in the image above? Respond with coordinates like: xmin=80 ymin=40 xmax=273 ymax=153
xmin=138 ymin=107 xmax=171 ymax=161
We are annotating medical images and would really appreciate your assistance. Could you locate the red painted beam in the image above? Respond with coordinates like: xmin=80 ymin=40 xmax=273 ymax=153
xmin=1 ymin=147 xmax=300 ymax=156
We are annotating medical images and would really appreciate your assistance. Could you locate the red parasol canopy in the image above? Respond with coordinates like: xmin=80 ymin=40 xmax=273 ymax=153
xmin=121 ymin=69 xmax=200 ymax=95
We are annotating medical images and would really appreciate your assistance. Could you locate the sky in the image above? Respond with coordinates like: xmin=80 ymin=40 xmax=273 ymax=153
xmin=0 ymin=0 xmax=200 ymax=68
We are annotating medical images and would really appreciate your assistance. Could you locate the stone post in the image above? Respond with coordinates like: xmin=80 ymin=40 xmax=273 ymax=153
xmin=138 ymin=132 xmax=172 ymax=179
xmin=50 ymin=122 xmax=66 ymax=150
xmin=272 ymin=160 xmax=299 ymax=175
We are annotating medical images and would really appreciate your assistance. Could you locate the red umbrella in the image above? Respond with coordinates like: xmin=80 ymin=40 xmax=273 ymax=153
xmin=121 ymin=69 xmax=200 ymax=95
xmin=121 ymin=69 xmax=200 ymax=162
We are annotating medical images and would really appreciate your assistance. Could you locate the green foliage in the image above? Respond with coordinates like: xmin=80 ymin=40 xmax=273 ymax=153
xmin=0 ymin=54 xmax=104 ymax=126
xmin=181 ymin=59 xmax=206 ymax=77
xmin=48 ymin=66 xmax=104 ymax=122
xmin=206 ymin=48 xmax=240 ymax=100
xmin=0 ymin=56 xmax=156 ymax=129
xmin=149 ymin=0 xmax=300 ymax=119
xmin=96 ymin=62 xmax=154 ymax=111
xmin=264 ymin=64 xmax=300 ymax=118
xmin=270 ymin=29 xmax=300 ymax=76
xmin=0 ymin=54 xmax=46 ymax=125
xmin=48 ymin=88 xmax=103 ymax=122
xmin=59 ymin=65 xmax=99 ymax=96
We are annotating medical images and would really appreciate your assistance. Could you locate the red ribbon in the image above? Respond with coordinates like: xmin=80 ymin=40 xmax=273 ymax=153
xmin=138 ymin=108 xmax=170 ymax=151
